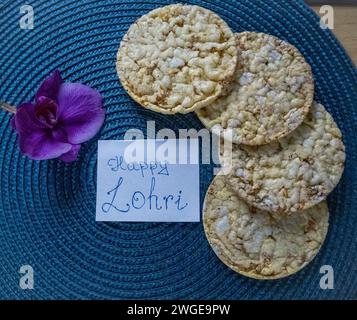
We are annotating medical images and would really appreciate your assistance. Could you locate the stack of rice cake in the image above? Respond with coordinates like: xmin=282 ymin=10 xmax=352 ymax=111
xmin=116 ymin=4 xmax=345 ymax=279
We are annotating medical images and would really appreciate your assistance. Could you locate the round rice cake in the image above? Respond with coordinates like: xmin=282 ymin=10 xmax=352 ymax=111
xmin=203 ymin=175 xmax=329 ymax=280
xmin=196 ymin=32 xmax=314 ymax=145
xmin=227 ymin=102 xmax=345 ymax=213
xmin=116 ymin=4 xmax=238 ymax=114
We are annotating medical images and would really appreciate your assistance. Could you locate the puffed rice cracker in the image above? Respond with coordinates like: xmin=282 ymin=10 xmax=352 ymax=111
xmin=196 ymin=32 xmax=314 ymax=145
xmin=203 ymin=175 xmax=329 ymax=280
xmin=117 ymin=4 xmax=238 ymax=114
xmin=227 ymin=102 xmax=345 ymax=213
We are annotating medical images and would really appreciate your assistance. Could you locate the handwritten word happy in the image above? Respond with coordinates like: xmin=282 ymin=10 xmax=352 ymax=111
xmin=107 ymin=156 xmax=169 ymax=178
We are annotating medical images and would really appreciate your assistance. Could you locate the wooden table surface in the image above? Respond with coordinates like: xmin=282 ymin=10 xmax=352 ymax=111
xmin=311 ymin=5 xmax=357 ymax=64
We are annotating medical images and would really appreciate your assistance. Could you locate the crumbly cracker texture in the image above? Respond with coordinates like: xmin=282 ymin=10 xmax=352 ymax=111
xmin=203 ymin=175 xmax=329 ymax=279
xmin=227 ymin=102 xmax=345 ymax=213
xmin=197 ymin=32 xmax=314 ymax=145
xmin=117 ymin=4 xmax=238 ymax=114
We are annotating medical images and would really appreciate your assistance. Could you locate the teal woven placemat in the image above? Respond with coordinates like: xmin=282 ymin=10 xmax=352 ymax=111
xmin=0 ymin=0 xmax=356 ymax=299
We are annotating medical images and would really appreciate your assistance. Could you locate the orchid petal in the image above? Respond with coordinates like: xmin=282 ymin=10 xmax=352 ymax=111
xmin=35 ymin=70 xmax=63 ymax=102
xmin=59 ymin=144 xmax=81 ymax=162
xmin=18 ymin=129 xmax=72 ymax=160
xmin=57 ymin=83 xmax=105 ymax=144
xmin=12 ymin=103 xmax=45 ymax=133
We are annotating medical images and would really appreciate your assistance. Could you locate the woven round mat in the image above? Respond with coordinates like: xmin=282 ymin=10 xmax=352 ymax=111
xmin=0 ymin=0 xmax=356 ymax=299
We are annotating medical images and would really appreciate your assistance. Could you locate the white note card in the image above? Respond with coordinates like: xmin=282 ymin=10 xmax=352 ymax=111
xmin=96 ymin=139 xmax=200 ymax=222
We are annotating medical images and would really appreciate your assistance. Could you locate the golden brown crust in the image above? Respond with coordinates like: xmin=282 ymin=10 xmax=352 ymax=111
xmin=203 ymin=175 xmax=329 ymax=280
xmin=117 ymin=4 xmax=238 ymax=114
xmin=196 ymin=32 xmax=314 ymax=145
xmin=226 ymin=102 xmax=345 ymax=214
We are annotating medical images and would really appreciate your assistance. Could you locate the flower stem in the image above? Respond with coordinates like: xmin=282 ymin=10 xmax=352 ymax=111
xmin=0 ymin=102 xmax=16 ymax=114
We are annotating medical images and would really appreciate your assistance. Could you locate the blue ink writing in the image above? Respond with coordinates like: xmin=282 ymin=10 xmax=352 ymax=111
xmin=107 ymin=156 xmax=169 ymax=178
xmin=102 ymin=177 xmax=130 ymax=213
xmin=132 ymin=191 xmax=145 ymax=209
xmin=175 ymin=190 xmax=188 ymax=210
xmin=102 ymin=176 xmax=188 ymax=214
xmin=148 ymin=177 xmax=162 ymax=210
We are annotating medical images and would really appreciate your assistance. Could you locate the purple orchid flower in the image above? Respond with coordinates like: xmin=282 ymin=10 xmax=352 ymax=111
xmin=11 ymin=70 xmax=105 ymax=162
